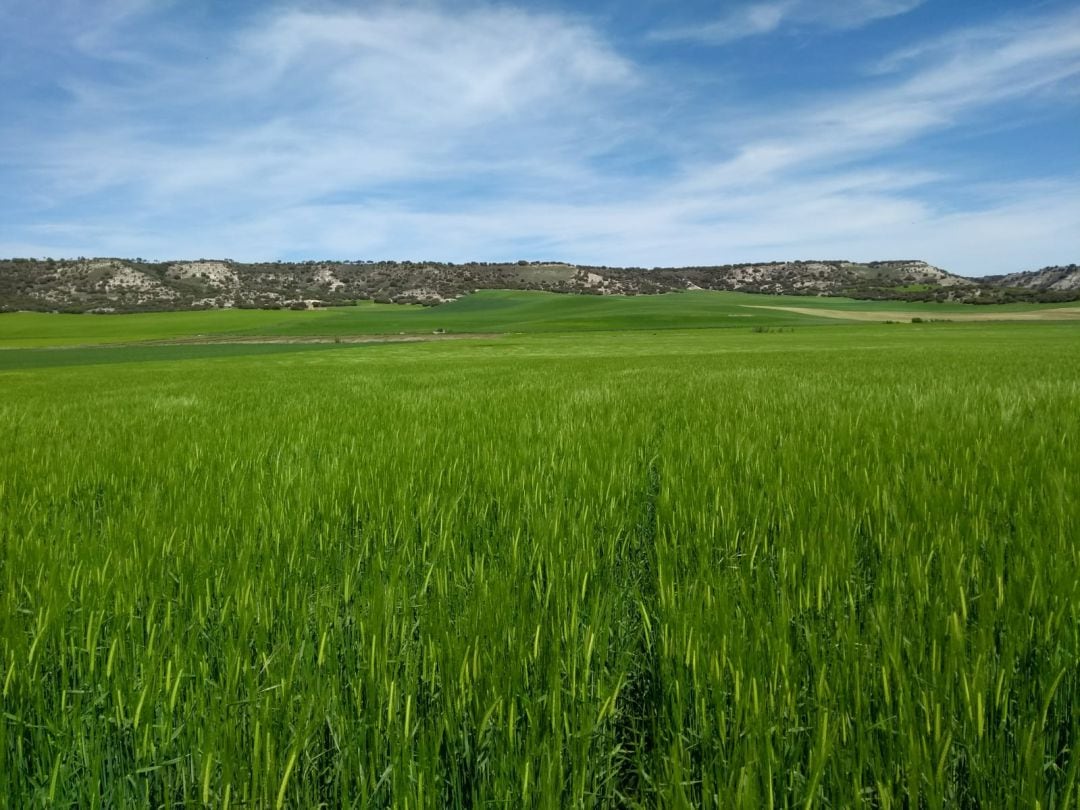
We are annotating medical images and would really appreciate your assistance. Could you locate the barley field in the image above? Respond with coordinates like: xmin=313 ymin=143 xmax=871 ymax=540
xmin=1 ymin=318 xmax=1079 ymax=807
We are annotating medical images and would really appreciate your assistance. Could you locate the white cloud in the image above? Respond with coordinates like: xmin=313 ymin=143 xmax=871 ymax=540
xmin=667 ymin=6 xmax=1080 ymax=196
xmin=651 ymin=2 xmax=792 ymax=45
xmin=24 ymin=5 xmax=635 ymax=206
xmin=810 ymin=0 xmax=926 ymax=30
xmin=651 ymin=0 xmax=924 ymax=44
xmin=14 ymin=173 xmax=1076 ymax=276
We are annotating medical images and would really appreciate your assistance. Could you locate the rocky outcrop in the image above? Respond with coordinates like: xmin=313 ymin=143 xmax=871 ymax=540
xmin=986 ymin=265 xmax=1080 ymax=292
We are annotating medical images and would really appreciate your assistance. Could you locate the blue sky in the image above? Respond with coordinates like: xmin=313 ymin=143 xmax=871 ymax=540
xmin=0 ymin=0 xmax=1077 ymax=275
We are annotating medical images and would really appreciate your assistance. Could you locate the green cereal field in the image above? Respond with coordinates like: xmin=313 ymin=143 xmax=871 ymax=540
xmin=1 ymin=297 xmax=1078 ymax=807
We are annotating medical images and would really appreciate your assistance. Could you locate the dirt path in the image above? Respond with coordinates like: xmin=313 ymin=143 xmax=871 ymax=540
xmin=741 ymin=305 xmax=1080 ymax=322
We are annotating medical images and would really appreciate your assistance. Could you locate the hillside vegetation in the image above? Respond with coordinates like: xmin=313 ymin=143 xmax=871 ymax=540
xmin=1 ymin=256 xmax=1077 ymax=313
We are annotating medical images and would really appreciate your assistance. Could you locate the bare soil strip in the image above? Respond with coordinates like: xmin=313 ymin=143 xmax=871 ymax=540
xmin=741 ymin=305 xmax=1080 ymax=322
xmin=23 ymin=333 xmax=501 ymax=351
xmin=148 ymin=333 xmax=497 ymax=346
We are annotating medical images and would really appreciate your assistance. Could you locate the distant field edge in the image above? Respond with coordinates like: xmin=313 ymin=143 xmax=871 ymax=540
xmin=743 ymin=304 xmax=1080 ymax=322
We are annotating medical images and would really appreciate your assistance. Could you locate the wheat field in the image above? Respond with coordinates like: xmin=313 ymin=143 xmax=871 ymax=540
xmin=2 ymin=322 xmax=1078 ymax=807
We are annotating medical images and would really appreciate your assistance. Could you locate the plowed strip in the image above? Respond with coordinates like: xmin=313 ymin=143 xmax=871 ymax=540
xmin=742 ymin=305 xmax=1080 ymax=322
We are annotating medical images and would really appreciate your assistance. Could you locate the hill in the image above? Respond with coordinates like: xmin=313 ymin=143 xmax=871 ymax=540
xmin=0 ymin=256 xmax=1076 ymax=313
xmin=982 ymin=264 xmax=1080 ymax=294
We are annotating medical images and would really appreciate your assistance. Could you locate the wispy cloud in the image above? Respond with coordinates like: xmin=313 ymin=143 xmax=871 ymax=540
xmin=652 ymin=4 xmax=1080 ymax=212
xmin=651 ymin=0 xmax=924 ymax=45
xmin=651 ymin=2 xmax=791 ymax=45
xmin=29 ymin=6 xmax=634 ymax=200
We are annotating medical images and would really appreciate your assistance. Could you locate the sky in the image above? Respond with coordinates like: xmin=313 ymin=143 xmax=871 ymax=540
xmin=0 ymin=0 xmax=1078 ymax=276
